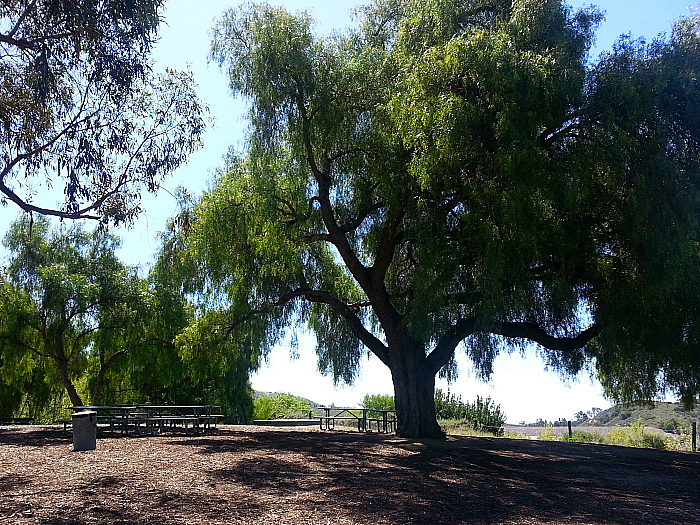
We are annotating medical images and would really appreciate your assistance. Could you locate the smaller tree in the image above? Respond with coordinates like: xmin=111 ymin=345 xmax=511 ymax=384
xmin=1 ymin=216 xmax=143 ymax=405
xmin=361 ymin=393 xmax=395 ymax=411
xmin=588 ymin=407 xmax=602 ymax=419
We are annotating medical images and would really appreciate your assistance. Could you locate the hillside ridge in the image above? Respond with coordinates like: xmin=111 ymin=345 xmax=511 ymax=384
xmin=591 ymin=402 xmax=700 ymax=431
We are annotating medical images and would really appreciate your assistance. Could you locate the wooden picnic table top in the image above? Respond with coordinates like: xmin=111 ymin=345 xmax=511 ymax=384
xmin=69 ymin=405 xmax=220 ymax=411
xmin=135 ymin=405 xmax=220 ymax=410
xmin=62 ymin=405 xmax=224 ymax=436
xmin=70 ymin=406 xmax=134 ymax=410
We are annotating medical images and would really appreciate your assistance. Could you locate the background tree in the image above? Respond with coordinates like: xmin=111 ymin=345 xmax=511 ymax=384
xmin=0 ymin=271 xmax=59 ymax=417
xmin=0 ymin=216 xmax=143 ymax=405
xmin=0 ymin=213 xmax=256 ymax=420
xmin=145 ymin=208 xmax=257 ymax=422
xmin=361 ymin=393 xmax=396 ymax=412
xmin=0 ymin=0 xmax=206 ymax=224
xmin=171 ymin=0 xmax=700 ymax=438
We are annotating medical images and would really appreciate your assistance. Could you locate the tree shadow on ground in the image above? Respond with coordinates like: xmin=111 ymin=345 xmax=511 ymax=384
xmin=32 ymin=474 xmax=261 ymax=525
xmin=2 ymin=427 xmax=698 ymax=524
xmin=0 ymin=427 xmax=68 ymax=447
xmin=178 ymin=430 xmax=700 ymax=525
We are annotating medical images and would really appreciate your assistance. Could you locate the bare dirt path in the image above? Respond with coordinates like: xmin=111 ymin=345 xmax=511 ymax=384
xmin=1 ymin=425 xmax=698 ymax=524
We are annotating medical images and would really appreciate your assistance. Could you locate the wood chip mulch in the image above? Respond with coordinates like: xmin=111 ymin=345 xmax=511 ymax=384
xmin=1 ymin=425 xmax=699 ymax=524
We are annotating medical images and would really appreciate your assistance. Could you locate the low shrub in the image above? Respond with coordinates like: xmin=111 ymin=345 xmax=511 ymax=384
xmin=574 ymin=419 xmax=669 ymax=450
xmin=502 ymin=430 xmax=529 ymax=440
xmin=537 ymin=425 xmax=558 ymax=441
xmin=253 ymin=393 xmax=312 ymax=420
xmin=439 ymin=419 xmax=495 ymax=437
xmin=566 ymin=429 xmax=605 ymax=444
xmin=665 ymin=429 xmax=694 ymax=451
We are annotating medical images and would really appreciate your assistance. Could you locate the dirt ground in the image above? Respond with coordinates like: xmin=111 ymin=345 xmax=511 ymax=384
xmin=1 ymin=425 xmax=699 ymax=525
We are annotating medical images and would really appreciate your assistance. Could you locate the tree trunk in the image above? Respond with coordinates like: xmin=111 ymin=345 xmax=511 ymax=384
xmin=92 ymin=369 xmax=105 ymax=407
xmin=91 ymin=349 xmax=128 ymax=406
xmin=55 ymin=357 xmax=84 ymax=407
xmin=389 ymin=341 xmax=445 ymax=439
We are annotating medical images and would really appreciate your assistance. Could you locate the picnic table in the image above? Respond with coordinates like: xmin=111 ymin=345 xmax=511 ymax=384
xmin=134 ymin=405 xmax=223 ymax=434
xmin=318 ymin=407 xmax=396 ymax=433
xmin=0 ymin=417 xmax=35 ymax=425
xmin=65 ymin=405 xmax=223 ymax=435
xmin=67 ymin=406 xmax=134 ymax=434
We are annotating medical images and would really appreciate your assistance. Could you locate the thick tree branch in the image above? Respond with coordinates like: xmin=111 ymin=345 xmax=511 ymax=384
xmin=490 ymin=321 xmax=604 ymax=351
xmin=0 ymin=334 xmax=43 ymax=356
xmin=426 ymin=317 xmax=478 ymax=375
xmin=340 ymin=200 xmax=384 ymax=233
xmin=426 ymin=318 xmax=604 ymax=376
xmin=101 ymin=348 xmax=129 ymax=371
xmin=0 ymin=179 xmax=102 ymax=220
xmin=538 ymin=111 xmax=603 ymax=146
xmin=219 ymin=284 xmax=391 ymax=367
xmin=295 ymin=83 xmax=372 ymax=291
xmin=7 ymin=0 xmax=38 ymax=39
xmin=299 ymin=288 xmax=390 ymax=366
xmin=302 ymin=232 xmax=332 ymax=244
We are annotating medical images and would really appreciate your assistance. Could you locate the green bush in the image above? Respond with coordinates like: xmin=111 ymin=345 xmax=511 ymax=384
xmin=665 ymin=428 xmax=694 ymax=451
xmin=573 ymin=419 xmax=669 ymax=450
xmin=566 ymin=429 xmax=605 ymax=444
xmin=502 ymin=430 xmax=529 ymax=439
xmin=537 ymin=425 xmax=557 ymax=441
xmin=439 ymin=419 xmax=496 ymax=437
xmin=660 ymin=418 xmax=683 ymax=433
xmin=624 ymin=419 xmax=666 ymax=449
xmin=360 ymin=393 xmax=395 ymax=419
xmin=252 ymin=393 xmax=312 ymax=420
xmin=435 ymin=389 xmax=506 ymax=436
xmin=253 ymin=396 xmax=276 ymax=420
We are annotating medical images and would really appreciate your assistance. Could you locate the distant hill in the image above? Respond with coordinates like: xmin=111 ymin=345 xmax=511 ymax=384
xmin=591 ymin=402 xmax=700 ymax=431
xmin=253 ymin=391 xmax=322 ymax=408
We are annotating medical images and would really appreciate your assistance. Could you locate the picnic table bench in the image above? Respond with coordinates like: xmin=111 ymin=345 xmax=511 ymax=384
xmin=318 ymin=407 xmax=396 ymax=433
xmin=65 ymin=405 xmax=223 ymax=436
xmin=0 ymin=417 xmax=35 ymax=425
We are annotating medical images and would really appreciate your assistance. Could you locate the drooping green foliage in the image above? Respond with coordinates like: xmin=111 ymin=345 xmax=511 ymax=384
xmin=0 ymin=215 xmax=255 ymax=422
xmin=177 ymin=0 xmax=700 ymax=437
xmin=148 ymin=206 xmax=258 ymax=423
xmin=0 ymin=273 xmax=57 ymax=417
xmin=0 ymin=0 xmax=206 ymax=224
xmin=0 ymin=216 xmax=148 ymax=407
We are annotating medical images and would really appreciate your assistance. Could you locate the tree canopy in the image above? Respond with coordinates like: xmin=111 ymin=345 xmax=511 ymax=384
xmin=0 ymin=215 xmax=255 ymax=421
xmin=0 ymin=0 xmax=206 ymax=224
xmin=166 ymin=0 xmax=700 ymax=438
xmin=0 ymin=216 xmax=145 ymax=406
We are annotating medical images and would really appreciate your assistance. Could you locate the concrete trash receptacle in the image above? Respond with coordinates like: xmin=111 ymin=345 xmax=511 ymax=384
xmin=72 ymin=411 xmax=97 ymax=451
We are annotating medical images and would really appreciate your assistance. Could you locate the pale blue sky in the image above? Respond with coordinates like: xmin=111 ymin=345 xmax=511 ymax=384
xmin=2 ymin=0 xmax=696 ymax=422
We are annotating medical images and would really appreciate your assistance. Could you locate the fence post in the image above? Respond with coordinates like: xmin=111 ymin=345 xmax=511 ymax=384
xmin=568 ymin=420 xmax=572 ymax=440
xmin=693 ymin=422 xmax=697 ymax=452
